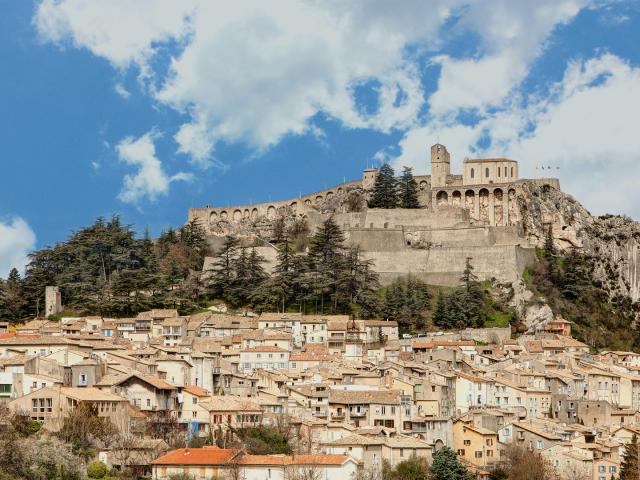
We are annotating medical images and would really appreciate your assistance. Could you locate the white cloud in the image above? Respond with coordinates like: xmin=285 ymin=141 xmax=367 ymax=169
xmin=116 ymin=131 xmax=192 ymax=204
xmin=33 ymin=0 xmax=597 ymax=168
xmin=429 ymin=0 xmax=589 ymax=115
xmin=114 ymin=83 xmax=131 ymax=99
xmin=0 ymin=217 xmax=36 ymax=277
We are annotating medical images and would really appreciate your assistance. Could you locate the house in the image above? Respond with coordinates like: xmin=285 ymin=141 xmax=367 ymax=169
xmin=178 ymin=385 xmax=211 ymax=438
xmin=7 ymin=385 xmax=129 ymax=430
xmin=198 ymin=395 xmax=263 ymax=441
xmin=150 ymin=448 xmax=360 ymax=480
xmin=452 ymin=419 xmax=499 ymax=469
xmin=96 ymin=373 xmax=177 ymax=411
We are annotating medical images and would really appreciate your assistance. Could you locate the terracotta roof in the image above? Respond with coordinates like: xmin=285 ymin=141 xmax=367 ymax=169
xmin=183 ymin=385 xmax=209 ymax=397
xmin=239 ymin=454 xmax=352 ymax=466
xmin=61 ymin=387 xmax=128 ymax=402
xmin=151 ymin=447 xmax=241 ymax=465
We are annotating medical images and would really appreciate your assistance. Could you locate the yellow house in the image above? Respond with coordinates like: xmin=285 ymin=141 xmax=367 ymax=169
xmin=453 ymin=419 xmax=499 ymax=469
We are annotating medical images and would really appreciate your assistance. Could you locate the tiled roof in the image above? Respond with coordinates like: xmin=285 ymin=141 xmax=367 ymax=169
xmin=151 ymin=447 xmax=241 ymax=465
xmin=183 ymin=385 xmax=209 ymax=397
xmin=239 ymin=454 xmax=352 ymax=466
xmin=61 ymin=387 xmax=128 ymax=402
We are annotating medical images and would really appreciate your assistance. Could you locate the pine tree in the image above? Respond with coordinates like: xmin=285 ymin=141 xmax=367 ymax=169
xmin=620 ymin=434 xmax=639 ymax=480
xmin=430 ymin=446 xmax=470 ymax=480
xmin=561 ymin=250 xmax=590 ymax=300
xmin=307 ymin=217 xmax=346 ymax=313
xmin=543 ymin=225 xmax=555 ymax=260
xmin=433 ymin=293 xmax=450 ymax=329
xmin=368 ymin=163 xmax=398 ymax=209
xmin=207 ymin=236 xmax=240 ymax=300
xmin=398 ymin=166 xmax=420 ymax=208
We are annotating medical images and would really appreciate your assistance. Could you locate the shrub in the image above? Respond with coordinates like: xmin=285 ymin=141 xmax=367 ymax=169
xmin=86 ymin=460 xmax=108 ymax=479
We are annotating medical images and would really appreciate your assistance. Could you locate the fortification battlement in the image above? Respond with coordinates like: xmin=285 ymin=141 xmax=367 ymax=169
xmin=188 ymin=143 xmax=560 ymax=230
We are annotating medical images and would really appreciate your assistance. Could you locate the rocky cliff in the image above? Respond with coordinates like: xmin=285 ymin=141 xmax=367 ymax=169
xmin=517 ymin=182 xmax=640 ymax=303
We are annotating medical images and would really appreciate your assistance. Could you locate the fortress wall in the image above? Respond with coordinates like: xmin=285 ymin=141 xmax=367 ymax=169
xmin=347 ymin=229 xmax=406 ymax=251
xmin=363 ymin=244 xmax=535 ymax=286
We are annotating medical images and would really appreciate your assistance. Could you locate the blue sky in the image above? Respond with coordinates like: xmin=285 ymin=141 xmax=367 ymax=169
xmin=1 ymin=0 xmax=640 ymax=276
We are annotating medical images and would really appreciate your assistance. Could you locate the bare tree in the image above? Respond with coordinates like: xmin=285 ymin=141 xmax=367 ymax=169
xmin=500 ymin=445 xmax=554 ymax=480
xmin=284 ymin=465 xmax=323 ymax=480
xmin=146 ymin=410 xmax=186 ymax=448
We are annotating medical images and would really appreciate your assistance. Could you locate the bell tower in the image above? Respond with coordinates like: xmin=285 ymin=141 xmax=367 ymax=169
xmin=431 ymin=143 xmax=450 ymax=188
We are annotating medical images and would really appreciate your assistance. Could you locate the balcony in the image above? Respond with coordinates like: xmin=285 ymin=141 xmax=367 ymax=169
xmin=349 ymin=410 xmax=367 ymax=418
xmin=312 ymin=409 xmax=328 ymax=417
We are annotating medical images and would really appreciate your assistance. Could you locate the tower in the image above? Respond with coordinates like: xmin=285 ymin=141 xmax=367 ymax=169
xmin=430 ymin=143 xmax=450 ymax=188
xmin=45 ymin=286 xmax=62 ymax=318
xmin=362 ymin=168 xmax=377 ymax=190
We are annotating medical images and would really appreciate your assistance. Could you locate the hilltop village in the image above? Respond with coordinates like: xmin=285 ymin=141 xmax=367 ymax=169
xmin=1 ymin=305 xmax=639 ymax=480
xmin=1 ymin=144 xmax=639 ymax=480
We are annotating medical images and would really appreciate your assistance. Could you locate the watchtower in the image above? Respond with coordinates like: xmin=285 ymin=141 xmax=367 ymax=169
xmin=431 ymin=143 xmax=450 ymax=188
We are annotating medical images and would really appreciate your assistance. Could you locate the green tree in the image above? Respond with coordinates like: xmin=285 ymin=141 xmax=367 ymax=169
xmin=207 ymin=236 xmax=241 ymax=300
xmin=398 ymin=166 xmax=420 ymax=209
xmin=430 ymin=446 xmax=470 ymax=480
xmin=561 ymin=250 xmax=590 ymax=300
xmin=307 ymin=217 xmax=346 ymax=313
xmin=368 ymin=164 xmax=398 ymax=209
xmin=620 ymin=434 xmax=639 ymax=480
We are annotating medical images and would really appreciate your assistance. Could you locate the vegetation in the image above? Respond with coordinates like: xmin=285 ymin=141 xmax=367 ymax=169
xmin=368 ymin=163 xmax=399 ymax=209
xmin=493 ymin=445 xmax=555 ymax=480
xmin=620 ymin=434 xmax=639 ymax=480
xmin=430 ymin=447 xmax=470 ymax=480
xmin=233 ymin=425 xmax=292 ymax=455
xmin=0 ymin=216 xmax=210 ymax=321
xmin=368 ymin=163 xmax=421 ymax=210
xmin=526 ymin=232 xmax=640 ymax=350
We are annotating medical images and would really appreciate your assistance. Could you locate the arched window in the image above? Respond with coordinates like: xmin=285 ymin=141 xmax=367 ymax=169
xmin=485 ymin=167 xmax=489 ymax=177
xmin=470 ymin=168 xmax=474 ymax=179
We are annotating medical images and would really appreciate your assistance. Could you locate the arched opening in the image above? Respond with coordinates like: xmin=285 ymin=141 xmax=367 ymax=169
xmin=452 ymin=190 xmax=462 ymax=206
xmin=209 ymin=211 xmax=218 ymax=223
xmin=304 ymin=199 xmax=311 ymax=205
xmin=243 ymin=209 xmax=250 ymax=219
xmin=419 ymin=180 xmax=428 ymax=190
xmin=465 ymin=190 xmax=475 ymax=216
xmin=290 ymin=202 xmax=297 ymax=212
xmin=220 ymin=211 xmax=228 ymax=220
xmin=233 ymin=210 xmax=242 ymax=221
xmin=251 ymin=208 xmax=258 ymax=219
xmin=507 ymin=189 xmax=517 ymax=226
xmin=315 ymin=195 xmax=323 ymax=204
xmin=436 ymin=191 xmax=448 ymax=206
xmin=494 ymin=188 xmax=503 ymax=225
xmin=337 ymin=187 xmax=343 ymax=194
xmin=326 ymin=191 xmax=334 ymax=199
xmin=267 ymin=206 xmax=276 ymax=219
xmin=479 ymin=189 xmax=489 ymax=222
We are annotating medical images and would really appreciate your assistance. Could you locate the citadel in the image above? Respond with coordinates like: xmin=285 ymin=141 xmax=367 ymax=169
xmin=189 ymin=144 xmax=561 ymax=285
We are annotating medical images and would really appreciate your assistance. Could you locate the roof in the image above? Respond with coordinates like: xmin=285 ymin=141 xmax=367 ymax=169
xmin=239 ymin=454 xmax=352 ymax=466
xmin=463 ymin=157 xmax=517 ymax=164
xmin=151 ymin=447 xmax=241 ymax=465
xmin=61 ymin=387 xmax=128 ymax=402
xmin=329 ymin=389 xmax=400 ymax=405
xmin=183 ymin=385 xmax=210 ymax=397
xmin=241 ymin=346 xmax=289 ymax=353
xmin=199 ymin=395 xmax=263 ymax=412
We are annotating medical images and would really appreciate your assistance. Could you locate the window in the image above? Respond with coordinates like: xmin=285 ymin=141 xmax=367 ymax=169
xmin=487 ymin=450 xmax=493 ymax=457
xmin=146 ymin=398 xmax=151 ymax=407
xmin=497 ymin=168 xmax=500 ymax=177
xmin=192 ymin=411 xmax=197 ymax=418
xmin=598 ymin=466 xmax=606 ymax=473
xmin=400 ymin=448 xmax=404 ymax=457
xmin=537 ymin=441 xmax=543 ymax=450
xmin=475 ymin=451 xmax=483 ymax=458
xmin=457 ymin=449 xmax=465 ymax=456
xmin=485 ymin=168 xmax=489 ymax=177
xmin=78 ymin=373 xmax=88 ymax=386
xmin=486 ymin=439 xmax=493 ymax=446
xmin=193 ymin=397 xmax=198 ymax=404
xmin=511 ymin=167 xmax=514 ymax=176
xmin=470 ymin=168 xmax=474 ymax=179
xmin=464 ymin=440 xmax=471 ymax=446
xmin=610 ymin=466 xmax=617 ymax=473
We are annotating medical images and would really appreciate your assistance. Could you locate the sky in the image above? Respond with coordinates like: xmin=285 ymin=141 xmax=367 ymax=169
xmin=1 ymin=0 xmax=640 ymax=277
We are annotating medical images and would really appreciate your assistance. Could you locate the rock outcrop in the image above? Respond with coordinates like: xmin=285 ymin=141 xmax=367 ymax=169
xmin=517 ymin=182 xmax=640 ymax=303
